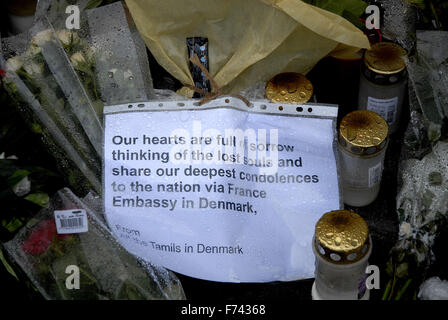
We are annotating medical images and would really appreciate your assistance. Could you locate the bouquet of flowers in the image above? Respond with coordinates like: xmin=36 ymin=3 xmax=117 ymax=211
xmin=407 ymin=0 xmax=448 ymax=30
xmin=382 ymin=30 xmax=448 ymax=300
xmin=382 ymin=142 xmax=448 ymax=300
xmin=1 ymin=23 xmax=103 ymax=194
xmin=0 ymin=1 xmax=155 ymax=194
xmin=2 ymin=188 xmax=186 ymax=300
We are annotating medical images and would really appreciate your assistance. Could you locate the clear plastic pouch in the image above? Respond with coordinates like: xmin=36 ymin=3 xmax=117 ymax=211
xmin=3 ymin=188 xmax=186 ymax=300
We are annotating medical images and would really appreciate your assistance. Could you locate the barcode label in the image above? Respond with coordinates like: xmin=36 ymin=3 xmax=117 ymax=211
xmin=368 ymin=162 xmax=383 ymax=187
xmin=54 ymin=209 xmax=88 ymax=234
xmin=60 ymin=217 xmax=83 ymax=228
xmin=367 ymin=96 xmax=398 ymax=125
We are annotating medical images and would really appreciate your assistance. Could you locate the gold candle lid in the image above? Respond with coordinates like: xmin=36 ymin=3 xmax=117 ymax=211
xmin=338 ymin=110 xmax=388 ymax=156
xmin=364 ymin=42 xmax=407 ymax=75
xmin=265 ymin=72 xmax=313 ymax=104
xmin=314 ymin=210 xmax=370 ymax=264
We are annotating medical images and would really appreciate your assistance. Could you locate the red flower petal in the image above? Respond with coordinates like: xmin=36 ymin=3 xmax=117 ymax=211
xmin=21 ymin=219 xmax=58 ymax=255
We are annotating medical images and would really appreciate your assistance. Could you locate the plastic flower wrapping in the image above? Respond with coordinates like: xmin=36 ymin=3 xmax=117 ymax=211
xmin=381 ymin=26 xmax=448 ymax=299
xmin=0 ymin=0 xmax=156 ymax=195
xmin=3 ymin=188 xmax=185 ymax=300
xmin=0 ymin=0 xmax=185 ymax=300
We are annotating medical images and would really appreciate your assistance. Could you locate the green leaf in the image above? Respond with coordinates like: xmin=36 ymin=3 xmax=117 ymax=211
xmin=24 ymin=193 xmax=49 ymax=207
xmin=31 ymin=122 xmax=43 ymax=134
xmin=397 ymin=208 xmax=405 ymax=222
xmin=7 ymin=169 xmax=31 ymax=188
xmin=22 ymin=165 xmax=60 ymax=178
xmin=1 ymin=217 xmax=24 ymax=233
xmin=343 ymin=10 xmax=365 ymax=29
xmin=303 ymin=0 xmax=368 ymax=25
xmin=428 ymin=171 xmax=443 ymax=186
xmin=422 ymin=190 xmax=435 ymax=208
xmin=0 ymin=160 xmax=19 ymax=178
xmin=385 ymin=261 xmax=394 ymax=276
xmin=396 ymin=262 xmax=409 ymax=278
xmin=343 ymin=0 xmax=368 ymax=17
xmin=397 ymin=250 xmax=406 ymax=263
xmin=0 ymin=248 xmax=19 ymax=281
xmin=315 ymin=0 xmax=345 ymax=15
xmin=406 ymin=0 xmax=426 ymax=9
xmin=85 ymin=0 xmax=104 ymax=10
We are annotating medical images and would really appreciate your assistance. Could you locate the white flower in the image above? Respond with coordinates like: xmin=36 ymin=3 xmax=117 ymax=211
xmin=70 ymin=52 xmax=86 ymax=68
xmin=56 ymin=29 xmax=80 ymax=47
xmin=25 ymin=44 xmax=42 ymax=57
xmin=31 ymin=29 xmax=53 ymax=47
xmin=6 ymin=56 xmax=24 ymax=72
xmin=399 ymin=222 xmax=412 ymax=238
xmin=0 ymin=152 xmax=18 ymax=159
xmin=85 ymin=47 xmax=97 ymax=62
xmin=23 ymin=61 xmax=44 ymax=76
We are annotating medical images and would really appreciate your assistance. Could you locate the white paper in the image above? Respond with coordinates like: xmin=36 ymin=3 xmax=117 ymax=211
xmin=103 ymin=99 xmax=340 ymax=282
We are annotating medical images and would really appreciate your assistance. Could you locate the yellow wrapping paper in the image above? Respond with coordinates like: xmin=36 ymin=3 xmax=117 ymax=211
xmin=125 ymin=0 xmax=370 ymax=94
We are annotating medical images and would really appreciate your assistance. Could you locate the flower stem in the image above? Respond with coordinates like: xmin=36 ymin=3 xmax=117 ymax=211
xmin=387 ymin=270 xmax=398 ymax=300
xmin=78 ymin=265 xmax=97 ymax=284
xmin=395 ymin=279 xmax=412 ymax=300
xmin=382 ymin=279 xmax=392 ymax=300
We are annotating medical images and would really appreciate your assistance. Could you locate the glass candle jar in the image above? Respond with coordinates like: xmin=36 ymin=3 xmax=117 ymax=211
xmin=265 ymin=72 xmax=314 ymax=104
xmin=7 ymin=0 xmax=37 ymax=36
xmin=338 ymin=110 xmax=389 ymax=207
xmin=358 ymin=42 xmax=407 ymax=135
xmin=312 ymin=210 xmax=372 ymax=300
